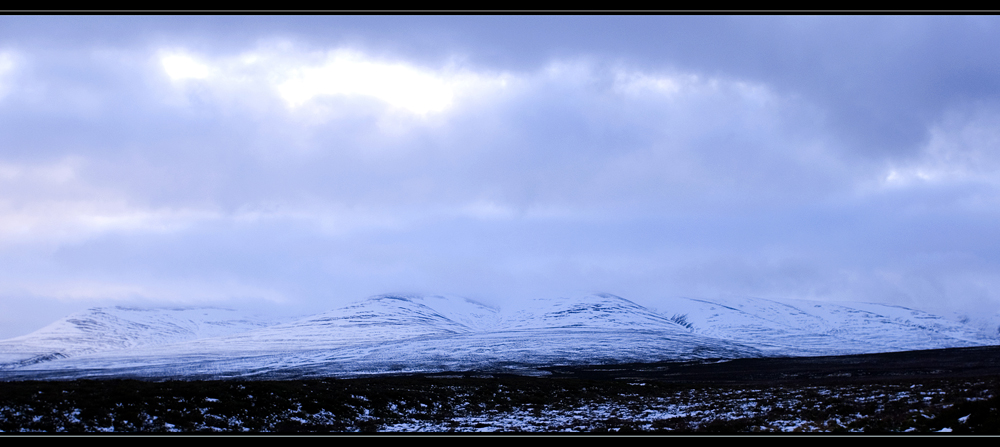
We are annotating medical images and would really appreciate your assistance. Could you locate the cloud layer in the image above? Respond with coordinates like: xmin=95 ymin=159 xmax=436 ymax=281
xmin=1 ymin=16 xmax=1000 ymax=337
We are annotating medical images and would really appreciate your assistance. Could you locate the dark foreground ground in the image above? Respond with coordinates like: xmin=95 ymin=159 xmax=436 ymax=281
xmin=2 ymin=346 xmax=999 ymax=433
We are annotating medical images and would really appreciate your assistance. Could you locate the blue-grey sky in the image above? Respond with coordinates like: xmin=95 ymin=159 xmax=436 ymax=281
xmin=2 ymin=15 xmax=1000 ymax=338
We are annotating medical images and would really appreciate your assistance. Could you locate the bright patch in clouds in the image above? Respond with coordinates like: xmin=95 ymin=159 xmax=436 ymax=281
xmin=614 ymin=71 xmax=690 ymax=96
xmin=0 ymin=51 xmax=14 ymax=98
xmin=0 ymin=52 xmax=12 ymax=73
xmin=882 ymin=110 xmax=1000 ymax=188
xmin=160 ymin=53 xmax=211 ymax=80
xmin=0 ymin=159 xmax=217 ymax=245
xmin=277 ymin=51 xmax=457 ymax=114
xmin=158 ymin=46 xmax=509 ymax=116
xmin=0 ymin=201 xmax=218 ymax=245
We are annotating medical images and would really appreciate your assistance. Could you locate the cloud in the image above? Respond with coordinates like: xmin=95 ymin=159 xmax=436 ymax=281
xmin=0 ymin=50 xmax=14 ymax=99
xmin=2 ymin=17 xmax=1000 ymax=338
xmin=0 ymin=157 xmax=219 ymax=246
xmin=278 ymin=50 xmax=456 ymax=114
xmin=882 ymin=108 xmax=1000 ymax=189
xmin=160 ymin=52 xmax=211 ymax=80
xmin=155 ymin=43 xmax=511 ymax=121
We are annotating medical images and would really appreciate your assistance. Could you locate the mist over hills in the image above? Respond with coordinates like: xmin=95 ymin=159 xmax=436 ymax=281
xmin=0 ymin=293 xmax=997 ymax=380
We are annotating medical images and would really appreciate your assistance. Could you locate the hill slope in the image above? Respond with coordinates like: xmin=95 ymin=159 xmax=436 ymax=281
xmin=0 ymin=294 xmax=996 ymax=380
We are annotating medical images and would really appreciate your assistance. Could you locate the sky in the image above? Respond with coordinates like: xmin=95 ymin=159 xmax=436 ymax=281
xmin=2 ymin=15 xmax=1000 ymax=338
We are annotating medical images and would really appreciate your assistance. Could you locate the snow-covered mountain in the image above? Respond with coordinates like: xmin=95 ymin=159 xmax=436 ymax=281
xmin=655 ymin=296 xmax=1000 ymax=356
xmin=0 ymin=306 xmax=277 ymax=370
xmin=0 ymin=294 xmax=996 ymax=380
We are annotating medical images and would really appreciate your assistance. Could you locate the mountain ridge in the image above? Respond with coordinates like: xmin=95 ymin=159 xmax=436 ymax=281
xmin=1 ymin=293 xmax=996 ymax=380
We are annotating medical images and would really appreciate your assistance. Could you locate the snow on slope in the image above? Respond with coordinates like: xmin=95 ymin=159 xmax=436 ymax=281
xmin=656 ymin=296 xmax=1000 ymax=356
xmin=0 ymin=307 xmax=278 ymax=369
xmin=1 ymin=293 xmax=997 ymax=379
xmin=0 ymin=294 xmax=757 ymax=379
xmin=503 ymin=293 xmax=690 ymax=331
xmin=224 ymin=295 xmax=494 ymax=347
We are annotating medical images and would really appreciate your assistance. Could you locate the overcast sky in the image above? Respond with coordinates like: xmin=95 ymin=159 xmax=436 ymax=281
xmin=2 ymin=15 xmax=1000 ymax=338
